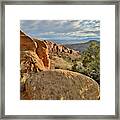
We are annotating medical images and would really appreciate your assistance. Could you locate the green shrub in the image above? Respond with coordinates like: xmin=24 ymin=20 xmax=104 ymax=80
xmin=72 ymin=41 xmax=100 ymax=84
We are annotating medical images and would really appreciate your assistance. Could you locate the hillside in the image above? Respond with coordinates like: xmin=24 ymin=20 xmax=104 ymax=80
xmin=64 ymin=40 xmax=100 ymax=52
xmin=43 ymin=40 xmax=81 ymax=70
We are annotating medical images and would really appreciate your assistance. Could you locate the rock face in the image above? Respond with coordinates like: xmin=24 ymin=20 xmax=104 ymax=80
xmin=34 ymin=39 xmax=50 ymax=68
xmin=43 ymin=40 xmax=81 ymax=70
xmin=20 ymin=30 xmax=36 ymax=52
xmin=20 ymin=30 xmax=50 ymax=73
xmin=24 ymin=69 xmax=100 ymax=100
xmin=20 ymin=51 xmax=45 ymax=75
xmin=44 ymin=40 xmax=80 ymax=56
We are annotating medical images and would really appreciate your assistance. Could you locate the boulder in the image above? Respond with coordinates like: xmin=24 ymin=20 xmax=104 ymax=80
xmin=24 ymin=69 xmax=100 ymax=100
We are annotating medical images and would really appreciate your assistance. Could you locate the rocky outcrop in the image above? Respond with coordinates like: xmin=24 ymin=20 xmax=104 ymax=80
xmin=20 ymin=30 xmax=50 ymax=72
xmin=43 ymin=40 xmax=81 ymax=70
xmin=34 ymin=39 xmax=50 ymax=68
xmin=20 ymin=30 xmax=36 ymax=52
xmin=44 ymin=40 xmax=80 ymax=56
xmin=20 ymin=51 xmax=45 ymax=74
xmin=23 ymin=69 xmax=100 ymax=100
xmin=20 ymin=30 xmax=50 ymax=91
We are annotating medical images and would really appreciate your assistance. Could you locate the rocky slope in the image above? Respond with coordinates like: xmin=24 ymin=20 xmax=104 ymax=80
xmin=20 ymin=30 xmax=100 ymax=100
xmin=43 ymin=40 xmax=81 ymax=69
xmin=44 ymin=40 xmax=80 ymax=55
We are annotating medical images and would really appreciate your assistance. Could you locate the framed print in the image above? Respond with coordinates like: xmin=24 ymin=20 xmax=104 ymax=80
xmin=0 ymin=0 xmax=119 ymax=119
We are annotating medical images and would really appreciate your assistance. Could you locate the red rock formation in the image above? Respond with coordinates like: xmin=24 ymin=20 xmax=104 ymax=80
xmin=20 ymin=51 xmax=45 ymax=74
xmin=44 ymin=40 xmax=80 ymax=56
xmin=20 ymin=30 xmax=36 ymax=52
xmin=20 ymin=30 xmax=50 ymax=70
xmin=34 ymin=39 xmax=50 ymax=69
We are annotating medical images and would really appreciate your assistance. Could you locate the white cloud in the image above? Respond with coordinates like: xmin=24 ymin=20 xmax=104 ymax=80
xmin=20 ymin=20 xmax=100 ymax=43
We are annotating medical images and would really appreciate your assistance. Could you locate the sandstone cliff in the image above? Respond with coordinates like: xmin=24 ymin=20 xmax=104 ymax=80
xmin=20 ymin=30 xmax=50 ymax=73
xmin=34 ymin=39 xmax=50 ymax=68
xmin=20 ymin=30 xmax=36 ymax=52
xmin=44 ymin=40 xmax=80 ymax=56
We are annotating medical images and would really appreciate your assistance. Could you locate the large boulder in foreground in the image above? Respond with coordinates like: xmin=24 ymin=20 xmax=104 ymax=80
xmin=24 ymin=69 xmax=100 ymax=100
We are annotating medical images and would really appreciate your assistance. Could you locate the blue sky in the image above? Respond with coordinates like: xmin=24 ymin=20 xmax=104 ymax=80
xmin=20 ymin=20 xmax=100 ymax=44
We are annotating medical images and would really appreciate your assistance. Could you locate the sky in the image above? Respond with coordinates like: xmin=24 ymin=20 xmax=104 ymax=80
xmin=20 ymin=20 xmax=100 ymax=44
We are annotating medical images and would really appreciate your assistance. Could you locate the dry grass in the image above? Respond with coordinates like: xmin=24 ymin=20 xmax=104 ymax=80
xmin=50 ymin=55 xmax=73 ymax=70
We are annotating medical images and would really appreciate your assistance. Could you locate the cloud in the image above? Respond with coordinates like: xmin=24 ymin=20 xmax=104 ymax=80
xmin=20 ymin=20 xmax=100 ymax=44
